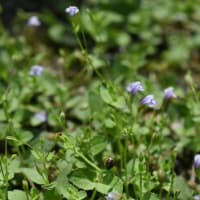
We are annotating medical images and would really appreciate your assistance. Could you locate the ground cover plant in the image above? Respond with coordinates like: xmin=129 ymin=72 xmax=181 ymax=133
xmin=1 ymin=0 xmax=200 ymax=199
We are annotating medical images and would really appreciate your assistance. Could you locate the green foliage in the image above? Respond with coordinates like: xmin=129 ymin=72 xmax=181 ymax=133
xmin=0 ymin=0 xmax=200 ymax=199
xmin=8 ymin=190 xmax=27 ymax=200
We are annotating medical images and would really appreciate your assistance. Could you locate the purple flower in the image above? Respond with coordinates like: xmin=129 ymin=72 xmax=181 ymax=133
xmin=194 ymin=154 xmax=200 ymax=169
xmin=127 ymin=81 xmax=144 ymax=95
xmin=29 ymin=65 xmax=43 ymax=76
xmin=105 ymin=192 xmax=118 ymax=200
xmin=141 ymin=94 xmax=156 ymax=107
xmin=164 ymin=87 xmax=176 ymax=100
xmin=27 ymin=16 xmax=41 ymax=27
xmin=34 ymin=111 xmax=47 ymax=123
xmin=65 ymin=6 xmax=79 ymax=16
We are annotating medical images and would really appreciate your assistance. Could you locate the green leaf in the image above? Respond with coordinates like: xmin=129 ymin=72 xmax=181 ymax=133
xmin=29 ymin=188 xmax=41 ymax=200
xmin=0 ymin=109 xmax=6 ymax=121
xmin=142 ymin=192 xmax=159 ymax=200
xmin=8 ymin=190 xmax=27 ymax=200
xmin=56 ymin=165 xmax=86 ymax=199
xmin=111 ymin=96 xmax=126 ymax=110
xmin=88 ymin=86 xmax=104 ymax=114
xmin=56 ymin=170 xmax=87 ymax=200
xmin=105 ymin=118 xmax=116 ymax=128
xmin=77 ymin=191 xmax=87 ymax=200
xmin=48 ymin=24 xmax=68 ymax=43
xmin=95 ymin=182 xmax=110 ymax=194
xmin=44 ymin=189 xmax=60 ymax=200
xmin=0 ymin=156 xmax=20 ymax=181
xmin=15 ymin=130 xmax=33 ymax=145
xmin=21 ymin=168 xmax=46 ymax=185
xmin=100 ymin=87 xmax=113 ymax=104
xmin=69 ymin=168 xmax=96 ymax=190
xmin=109 ymin=176 xmax=123 ymax=193
xmin=173 ymin=176 xmax=193 ymax=200
xmin=55 ymin=169 xmax=70 ymax=198
xmin=8 ymin=157 xmax=21 ymax=180
xmin=73 ymin=23 xmax=80 ymax=34
xmin=31 ymin=150 xmax=41 ymax=160
xmin=102 ymin=172 xmax=123 ymax=193
xmin=90 ymin=136 xmax=107 ymax=156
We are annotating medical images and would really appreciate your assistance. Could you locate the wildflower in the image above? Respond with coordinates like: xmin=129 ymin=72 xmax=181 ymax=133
xmin=194 ymin=154 xmax=200 ymax=169
xmin=65 ymin=6 xmax=79 ymax=16
xmin=34 ymin=111 xmax=47 ymax=123
xmin=105 ymin=192 xmax=118 ymax=200
xmin=194 ymin=195 xmax=200 ymax=200
xmin=27 ymin=16 xmax=41 ymax=27
xmin=127 ymin=81 xmax=144 ymax=95
xmin=141 ymin=94 xmax=156 ymax=108
xmin=164 ymin=87 xmax=176 ymax=100
xmin=29 ymin=65 xmax=43 ymax=76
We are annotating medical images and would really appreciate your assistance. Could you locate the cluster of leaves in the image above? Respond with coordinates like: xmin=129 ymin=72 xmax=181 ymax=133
xmin=0 ymin=0 xmax=200 ymax=200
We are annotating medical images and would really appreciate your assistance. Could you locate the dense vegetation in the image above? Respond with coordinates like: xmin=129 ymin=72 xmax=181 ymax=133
xmin=0 ymin=0 xmax=200 ymax=199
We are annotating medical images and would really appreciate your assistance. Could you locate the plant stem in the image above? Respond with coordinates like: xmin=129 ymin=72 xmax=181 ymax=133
xmin=124 ymin=135 xmax=129 ymax=197
xmin=167 ymin=157 xmax=176 ymax=200
xmin=3 ymin=99 xmax=10 ymax=200
xmin=139 ymin=171 xmax=142 ymax=200
xmin=71 ymin=21 xmax=104 ymax=80
xmin=0 ymin=158 xmax=5 ymax=178
xmin=117 ymin=139 xmax=123 ymax=173
xmin=90 ymin=188 xmax=97 ymax=200
xmin=76 ymin=151 xmax=102 ymax=173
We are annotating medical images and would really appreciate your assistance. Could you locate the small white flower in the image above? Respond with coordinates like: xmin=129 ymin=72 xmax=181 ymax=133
xmin=29 ymin=65 xmax=44 ymax=76
xmin=194 ymin=195 xmax=200 ymax=200
xmin=34 ymin=112 xmax=47 ymax=123
xmin=65 ymin=6 xmax=79 ymax=16
xmin=105 ymin=192 xmax=117 ymax=200
xmin=27 ymin=16 xmax=41 ymax=27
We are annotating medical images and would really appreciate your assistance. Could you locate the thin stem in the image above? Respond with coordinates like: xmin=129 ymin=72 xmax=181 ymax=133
xmin=124 ymin=135 xmax=129 ymax=197
xmin=71 ymin=21 xmax=104 ymax=80
xmin=139 ymin=171 xmax=142 ymax=200
xmin=76 ymin=151 xmax=102 ymax=173
xmin=138 ymin=155 xmax=143 ymax=200
xmin=42 ymin=154 xmax=49 ymax=184
xmin=25 ymin=191 xmax=30 ymax=200
xmin=117 ymin=139 xmax=123 ymax=173
xmin=159 ymin=179 xmax=163 ymax=200
xmin=190 ymin=82 xmax=199 ymax=103
xmin=89 ymin=188 xmax=97 ymax=200
xmin=167 ymin=157 xmax=176 ymax=200
xmin=80 ymin=25 xmax=88 ymax=53
xmin=4 ymin=101 xmax=10 ymax=200
xmin=0 ymin=158 xmax=5 ymax=178
xmin=167 ymin=171 xmax=174 ymax=200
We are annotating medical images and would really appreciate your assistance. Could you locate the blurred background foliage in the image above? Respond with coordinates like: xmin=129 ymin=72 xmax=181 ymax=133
xmin=1 ymin=0 xmax=200 ymax=83
xmin=0 ymin=1 xmax=200 ymax=142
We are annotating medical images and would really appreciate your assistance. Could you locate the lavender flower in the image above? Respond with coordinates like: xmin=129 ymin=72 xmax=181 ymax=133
xmin=141 ymin=94 xmax=156 ymax=108
xmin=127 ymin=81 xmax=144 ymax=95
xmin=29 ymin=65 xmax=43 ymax=76
xmin=65 ymin=6 xmax=79 ymax=16
xmin=105 ymin=192 xmax=118 ymax=200
xmin=164 ymin=87 xmax=176 ymax=100
xmin=34 ymin=111 xmax=47 ymax=123
xmin=27 ymin=16 xmax=41 ymax=27
xmin=194 ymin=154 xmax=200 ymax=169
